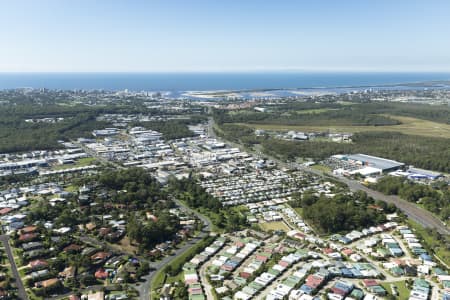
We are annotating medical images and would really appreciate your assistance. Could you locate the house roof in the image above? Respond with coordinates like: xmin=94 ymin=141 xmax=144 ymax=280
xmin=94 ymin=268 xmax=108 ymax=279
xmin=21 ymin=225 xmax=38 ymax=234
xmin=29 ymin=259 xmax=48 ymax=268
xmin=64 ymin=244 xmax=82 ymax=252
xmin=91 ymin=251 xmax=111 ymax=260
xmin=19 ymin=233 xmax=37 ymax=241
xmin=37 ymin=278 xmax=59 ymax=288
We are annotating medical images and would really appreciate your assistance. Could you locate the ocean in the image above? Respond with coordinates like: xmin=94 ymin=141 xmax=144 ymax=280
xmin=0 ymin=72 xmax=450 ymax=91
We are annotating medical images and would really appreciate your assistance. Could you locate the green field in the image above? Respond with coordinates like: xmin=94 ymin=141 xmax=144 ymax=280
xmin=259 ymin=221 xmax=290 ymax=232
xmin=53 ymin=157 xmax=97 ymax=170
xmin=234 ymin=115 xmax=450 ymax=138
xmin=310 ymin=164 xmax=332 ymax=173
xmin=294 ymin=108 xmax=338 ymax=114
xmin=293 ymin=207 xmax=303 ymax=216
xmin=407 ymin=219 xmax=450 ymax=267
xmin=151 ymin=236 xmax=215 ymax=298
xmin=381 ymin=281 xmax=410 ymax=300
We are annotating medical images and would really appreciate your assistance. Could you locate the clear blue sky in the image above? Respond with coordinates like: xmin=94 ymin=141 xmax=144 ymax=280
xmin=1 ymin=0 xmax=450 ymax=72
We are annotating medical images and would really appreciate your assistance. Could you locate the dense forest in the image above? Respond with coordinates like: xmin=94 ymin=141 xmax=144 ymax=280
xmin=0 ymin=103 xmax=115 ymax=153
xmin=213 ymin=105 xmax=401 ymax=127
xmin=97 ymin=168 xmax=180 ymax=249
xmin=290 ymin=190 xmax=390 ymax=233
xmin=362 ymin=102 xmax=450 ymax=124
xmin=262 ymin=131 xmax=450 ymax=173
xmin=0 ymin=112 xmax=109 ymax=153
xmin=220 ymin=101 xmax=450 ymax=125
xmin=127 ymin=210 xmax=180 ymax=250
xmin=168 ymin=175 xmax=222 ymax=210
xmin=168 ymin=176 xmax=248 ymax=232
xmin=213 ymin=101 xmax=450 ymax=127
xmin=372 ymin=176 xmax=450 ymax=221
xmin=216 ymin=122 xmax=450 ymax=173
xmin=0 ymin=98 xmax=206 ymax=152
xmin=98 ymin=167 xmax=169 ymax=209
xmin=134 ymin=115 xmax=207 ymax=140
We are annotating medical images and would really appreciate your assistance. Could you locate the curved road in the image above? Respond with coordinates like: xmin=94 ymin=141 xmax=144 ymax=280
xmin=207 ymin=117 xmax=450 ymax=236
xmin=74 ymin=139 xmax=213 ymax=300
xmin=138 ymin=199 xmax=212 ymax=300
xmin=337 ymin=175 xmax=450 ymax=235
xmin=297 ymin=164 xmax=450 ymax=235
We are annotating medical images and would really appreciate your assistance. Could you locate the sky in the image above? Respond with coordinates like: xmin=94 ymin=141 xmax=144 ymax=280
xmin=1 ymin=0 xmax=450 ymax=72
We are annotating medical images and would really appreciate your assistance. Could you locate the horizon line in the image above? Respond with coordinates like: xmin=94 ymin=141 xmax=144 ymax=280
xmin=2 ymin=68 xmax=450 ymax=74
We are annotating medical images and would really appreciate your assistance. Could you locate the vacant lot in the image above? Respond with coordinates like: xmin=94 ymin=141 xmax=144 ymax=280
xmin=234 ymin=115 xmax=450 ymax=138
xmin=53 ymin=157 xmax=97 ymax=170
xmin=259 ymin=221 xmax=290 ymax=232
xmin=381 ymin=281 xmax=410 ymax=300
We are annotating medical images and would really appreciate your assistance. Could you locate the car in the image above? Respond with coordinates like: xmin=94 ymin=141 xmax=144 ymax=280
xmin=390 ymin=284 xmax=399 ymax=296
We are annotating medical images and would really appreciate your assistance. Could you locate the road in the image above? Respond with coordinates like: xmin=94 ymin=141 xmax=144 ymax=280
xmin=294 ymin=162 xmax=449 ymax=235
xmin=0 ymin=235 xmax=28 ymax=300
xmin=73 ymin=136 xmax=214 ymax=300
xmin=138 ymin=198 xmax=212 ymax=300
xmin=206 ymin=118 xmax=450 ymax=236
xmin=47 ymin=284 xmax=107 ymax=300
xmin=74 ymin=141 xmax=125 ymax=170
xmin=199 ymin=260 xmax=215 ymax=300
xmin=78 ymin=235 xmax=124 ymax=255
xmin=335 ymin=174 xmax=450 ymax=235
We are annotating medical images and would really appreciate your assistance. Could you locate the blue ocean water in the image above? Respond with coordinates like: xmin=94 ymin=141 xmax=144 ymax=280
xmin=0 ymin=72 xmax=450 ymax=91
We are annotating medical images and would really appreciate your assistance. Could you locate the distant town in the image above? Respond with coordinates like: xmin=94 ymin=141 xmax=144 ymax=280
xmin=0 ymin=87 xmax=448 ymax=300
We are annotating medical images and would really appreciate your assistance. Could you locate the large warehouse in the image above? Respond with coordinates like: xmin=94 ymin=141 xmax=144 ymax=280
xmin=345 ymin=154 xmax=404 ymax=172
xmin=332 ymin=153 xmax=405 ymax=176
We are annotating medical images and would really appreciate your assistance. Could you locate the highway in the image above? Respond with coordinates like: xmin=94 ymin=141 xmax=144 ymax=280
xmin=70 ymin=119 xmax=448 ymax=299
xmin=297 ymin=163 xmax=450 ymax=235
xmin=338 ymin=175 xmax=450 ymax=234
xmin=0 ymin=235 xmax=28 ymax=300
xmin=207 ymin=117 xmax=450 ymax=236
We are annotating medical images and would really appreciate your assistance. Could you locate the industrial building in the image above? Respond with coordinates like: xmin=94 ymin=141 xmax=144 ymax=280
xmin=331 ymin=154 xmax=404 ymax=176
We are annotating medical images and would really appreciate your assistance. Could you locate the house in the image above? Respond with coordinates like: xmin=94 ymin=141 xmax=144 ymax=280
xmin=85 ymin=222 xmax=97 ymax=231
xmin=22 ymin=242 xmax=43 ymax=251
xmin=35 ymin=278 xmax=60 ymax=289
xmin=91 ymin=251 xmax=111 ymax=263
xmin=20 ymin=225 xmax=38 ymax=234
xmin=87 ymin=291 xmax=105 ymax=300
xmin=19 ymin=233 xmax=37 ymax=242
xmin=29 ymin=259 xmax=48 ymax=270
xmin=94 ymin=268 xmax=109 ymax=280
xmin=59 ymin=266 xmax=76 ymax=279
xmin=64 ymin=244 xmax=82 ymax=253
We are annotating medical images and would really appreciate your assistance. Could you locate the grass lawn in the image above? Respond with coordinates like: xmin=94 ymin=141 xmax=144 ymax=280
xmin=294 ymin=108 xmax=338 ymax=114
xmin=292 ymin=207 xmax=303 ymax=217
xmin=108 ymin=236 xmax=138 ymax=255
xmin=310 ymin=164 xmax=332 ymax=174
xmin=259 ymin=221 xmax=290 ymax=232
xmin=53 ymin=157 xmax=97 ymax=170
xmin=381 ymin=281 xmax=410 ymax=300
xmin=151 ymin=236 xmax=213 ymax=294
xmin=233 ymin=115 xmax=450 ymax=138
xmin=196 ymin=208 xmax=222 ymax=233
xmin=65 ymin=184 xmax=78 ymax=193
xmin=407 ymin=219 xmax=450 ymax=267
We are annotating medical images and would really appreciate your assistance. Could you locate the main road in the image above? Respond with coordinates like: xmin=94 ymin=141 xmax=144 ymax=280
xmin=137 ymin=199 xmax=212 ymax=300
xmin=207 ymin=117 xmax=450 ymax=236
xmin=295 ymin=163 xmax=450 ymax=235
xmin=73 ymin=138 xmax=213 ymax=300
xmin=0 ymin=235 xmax=28 ymax=300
